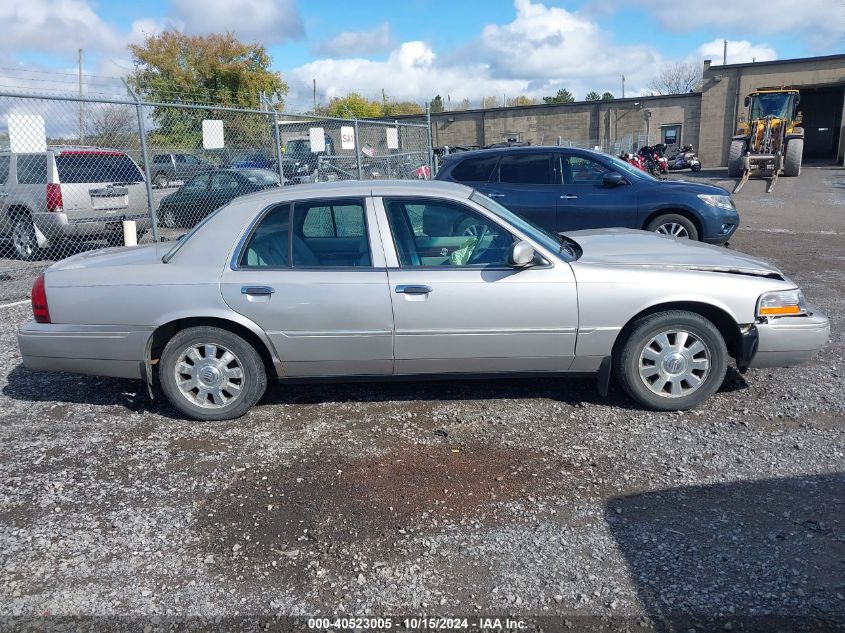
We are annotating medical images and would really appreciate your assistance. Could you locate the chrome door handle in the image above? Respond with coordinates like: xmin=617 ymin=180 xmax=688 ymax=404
xmin=487 ymin=192 xmax=505 ymax=198
xmin=395 ymin=285 xmax=432 ymax=295
xmin=241 ymin=285 xmax=274 ymax=296
xmin=560 ymin=194 xmax=578 ymax=200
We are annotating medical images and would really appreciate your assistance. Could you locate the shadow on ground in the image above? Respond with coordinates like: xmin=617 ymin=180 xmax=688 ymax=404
xmin=606 ymin=472 xmax=845 ymax=632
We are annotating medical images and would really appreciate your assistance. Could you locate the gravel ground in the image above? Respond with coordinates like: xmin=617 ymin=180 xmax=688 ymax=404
xmin=0 ymin=166 xmax=843 ymax=632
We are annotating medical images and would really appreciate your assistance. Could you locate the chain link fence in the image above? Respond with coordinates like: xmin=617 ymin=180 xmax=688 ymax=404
xmin=0 ymin=91 xmax=433 ymax=302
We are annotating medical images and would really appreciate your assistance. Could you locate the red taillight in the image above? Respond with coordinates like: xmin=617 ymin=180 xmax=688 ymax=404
xmin=31 ymin=273 xmax=50 ymax=323
xmin=46 ymin=183 xmax=63 ymax=212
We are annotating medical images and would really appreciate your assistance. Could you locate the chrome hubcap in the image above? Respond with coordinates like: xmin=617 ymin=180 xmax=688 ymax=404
xmin=12 ymin=218 xmax=35 ymax=257
xmin=638 ymin=330 xmax=710 ymax=398
xmin=174 ymin=343 xmax=244 ymax=409
xmin=656 ymin=222 xmax=690 ymax=238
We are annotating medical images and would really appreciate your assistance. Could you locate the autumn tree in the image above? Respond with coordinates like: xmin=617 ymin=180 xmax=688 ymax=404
xmin=128 ymin=31 xmax=287 ymax=151
xmin=647 ymin=62 xmax=702 ymax=95
xmin=454 ymin=97 xmax=472 ymax=111
xmin=506 ymin=95 xmax=538 ymax=106
xmin=481 ymin=95 xmax=500 ymax=109
xmin=585 ymin=91 xmax=601 ymax=101
xmin=384 ymin=101 xmax=423 ymax=116
xmin=325 ymin=93 xmax=383 ymax=118
xmin=601 ymin=92 xmax=614 ymax=101
xmin=429 ymin=95 xmax=444 ymax=113
xmin=543 ymin=88 xmax=574 ymax=104
xmin=83 ymin=104 xmax=138 ymax=149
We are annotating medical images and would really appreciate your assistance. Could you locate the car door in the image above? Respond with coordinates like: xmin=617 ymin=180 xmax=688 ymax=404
xmin=0 ymin=155 xmax=11 ymax=234
xmin=556 ymin=152 xmax=638 ymax=231
xmin=474 ymin=152 xmax=559 ymax=231
xmin=220 ymin=196 xmax=394 ymax=377
xmin=376 ymin=195 xmax=578 ymax=374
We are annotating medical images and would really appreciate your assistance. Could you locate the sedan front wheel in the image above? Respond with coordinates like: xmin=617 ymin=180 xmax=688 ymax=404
xmin=159 ymin=326 xmax=267 ymax=421
xmin=614 ymin=310 xmax=727 ymax=411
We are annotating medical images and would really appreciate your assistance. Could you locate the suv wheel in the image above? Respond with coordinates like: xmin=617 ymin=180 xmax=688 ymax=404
xmin=159 ymin=326 xmax=267 ymax=421
xmin=153 ymin=172 xmax=169 ymax=188
xmin=11 ymin=214 xmax=40 ymax=261
xmin=614 ymin=310 xmax=727 ymax=411
xmin=646 ymin=214 xmax=699 ymax=241
xmin=160 ymin=206 xmax=177 ymax=229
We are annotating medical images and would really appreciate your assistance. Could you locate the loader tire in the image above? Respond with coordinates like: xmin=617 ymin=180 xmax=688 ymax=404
xmin=727 ymin=140 xmax=746 ymax=178
xmin=784 ymin=138 xmax=803 ymax=177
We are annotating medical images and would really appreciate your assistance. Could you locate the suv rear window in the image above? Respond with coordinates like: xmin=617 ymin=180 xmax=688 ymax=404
xmin=450 ymin=155 xmax=498 ymax=183
xmin=55 ymin=153 xmax=144 ymax=183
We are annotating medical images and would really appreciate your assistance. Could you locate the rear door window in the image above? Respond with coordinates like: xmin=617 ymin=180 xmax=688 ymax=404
xmin=16 ymin=154 xmax=48 ymax=184
xmin=55 ymin=153 xmax=143 ymax=183
xmin=450 ymin=155 xmax=498 ymax=183
xmin=0 ymin=156 xmax=9 ymax=184
xmin=497 ymin=153 xmax=552 ymax=184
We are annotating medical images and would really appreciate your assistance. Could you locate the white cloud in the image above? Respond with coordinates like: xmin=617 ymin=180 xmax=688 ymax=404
xmin=170 ymin=0 xmax=303 ymax=45
xmin=695 ymin=39 xmax=777 ymax=65
xmin=313 ymin=23 xmax=393 ymax=58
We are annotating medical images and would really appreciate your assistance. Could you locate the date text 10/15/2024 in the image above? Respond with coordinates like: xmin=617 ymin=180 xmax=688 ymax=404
xmin=307 ymin=617 xmax=528 ymax=630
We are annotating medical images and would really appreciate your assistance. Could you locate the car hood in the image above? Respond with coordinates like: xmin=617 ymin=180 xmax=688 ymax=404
xmin=48 ymin=243 xmax=172 ymax=272
xmin=652 ymin=178 xmax=730 ymax=196
xmin=566 ymin=228 xmax=783 ymax=278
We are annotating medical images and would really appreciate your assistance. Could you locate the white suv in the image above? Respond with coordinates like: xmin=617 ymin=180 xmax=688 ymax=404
xmin=0 ymin=147 xmax=151 ymax=260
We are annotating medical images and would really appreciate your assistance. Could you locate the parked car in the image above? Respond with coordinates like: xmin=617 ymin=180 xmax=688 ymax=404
xmin=149 ymin=153 xmax=213 ymax=188
xmin=0 ymin=147 xmax=151 ymax=260
xmin=226 ymin=151 xmax=275 ymax=170
xmin=281 ymin=136 xmax=335 ymax=184
xmin=18 ymin=181 xmax=828 ymax=422
xmin=435 ymin=146 xmax=739 ymax=243
xmin=157 ymin=169 xmax=280 ymax=229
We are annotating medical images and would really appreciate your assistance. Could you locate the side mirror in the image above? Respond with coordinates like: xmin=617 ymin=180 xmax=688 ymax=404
xmin=508 ymin=240 xmax=536 ymax=267
xmin=744 ymin=96 xmax=750 ymax=108
xmin=603 ymin=172 xmax=625 ymax=187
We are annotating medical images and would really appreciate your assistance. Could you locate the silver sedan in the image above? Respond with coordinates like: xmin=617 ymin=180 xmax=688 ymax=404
xmin=18 ymin=180 xmax=830 ymax=421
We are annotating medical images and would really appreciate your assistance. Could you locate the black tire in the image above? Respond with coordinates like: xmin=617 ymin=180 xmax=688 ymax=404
xmin=10 ymin=213 xmax=41 ymax=261
xmin=159 ymin=326 xmax=267 ymax=421
xmin=783 ymin=138 xmax=803 ymax=177
xmin=153 ymin=172 xmax=169 ymax=188
xmin=645 ymin=213 xmax=699 ymax=241
xmin=614 ymin=310 xmax=728 ymax=411
xmin=727 ymin=140 xmax=746 ymax=178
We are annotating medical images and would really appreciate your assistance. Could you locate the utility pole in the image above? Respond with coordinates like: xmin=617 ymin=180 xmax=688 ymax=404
xmin=723 ymin=40 xmax=728 ymax=65
xmin=622 ymin=75 xmax=625 ymax=99
xmin=78 ymin=48 xmax=84 ymax=144
xmin=312 ymin=78 xmax=317 ymax=113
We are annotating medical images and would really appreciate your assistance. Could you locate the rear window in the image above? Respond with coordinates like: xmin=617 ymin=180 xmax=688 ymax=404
xmin=242 ymin=170 xmax=280 ymax=185
xmin=450 ymin=155 xmax=498 ymax=183
xmin=55 ymin=153 xmax=144 ymax=183
xmin=16 ymin=154 xmax=48 ymax=184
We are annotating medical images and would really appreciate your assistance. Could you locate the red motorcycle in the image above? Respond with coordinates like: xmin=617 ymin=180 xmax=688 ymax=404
xmin=637 ymin=145 xmax=667 ymax=177
xmin=619 ymin=152 xmax=647 ymax=172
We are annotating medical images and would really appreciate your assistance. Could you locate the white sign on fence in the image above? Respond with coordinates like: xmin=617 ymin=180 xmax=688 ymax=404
xmin=308 ymin=127 xmax=326 ymax=153
xmin=8 ymin=114 xmax=46 ymax=153
xmin=386 ymin=128 xmax=399 ymax=150
xmin=202 ymin=119 xmax=225 ymax=149
xmin=340 ymin=126 xmax=355 ymax=150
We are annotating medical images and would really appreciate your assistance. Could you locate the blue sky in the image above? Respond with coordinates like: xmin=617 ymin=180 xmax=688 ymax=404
xmin=0 ymin=0 xmax=840 ymax=112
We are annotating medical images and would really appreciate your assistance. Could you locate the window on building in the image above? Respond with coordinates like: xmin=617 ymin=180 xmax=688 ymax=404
xmin=661 ymin=125 xmax=681 ymax=147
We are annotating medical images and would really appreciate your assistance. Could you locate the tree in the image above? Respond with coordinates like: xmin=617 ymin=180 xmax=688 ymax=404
xmin=585 ymin=91 xmax=601 ymax=101
xmin=429 ymin=95 xmax=444 ymax=113
xmin=128 ymin=31 xmax=287 ymax=149
xmin=384 ymin=101 xmax=423 ymax=116
xmin=454 ymin=97 xmax=472 ymax=111
xmin=647 ymin=62 xmax=702 ymax=95
xmin=83 ymin=103 xmax=137 ymax=147
xmin=506 ymin=95 xmax=538 ymax=107
xmin=601 ymin=92 xmax=614 ymax=101
xmin=481 ymin=95 xmax=500 ymax=109
xmin=543 ymin=88 xmax=574 ymax=104
xmin=325 ymin=93 xmax=384 ymax=118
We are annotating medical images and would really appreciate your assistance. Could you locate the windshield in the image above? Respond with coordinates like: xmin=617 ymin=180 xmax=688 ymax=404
xmin=470 ymin=191 xmax=579 ymax=261
xmin=602 ymin=153 xmax=658 ymax=182
xmin=241 ymin=169 xmax=280 ymax=185
xmin=286 ymin=139 xmax=312 ymax=155
xmin=751 ymin=93 xmax=794 ymax=119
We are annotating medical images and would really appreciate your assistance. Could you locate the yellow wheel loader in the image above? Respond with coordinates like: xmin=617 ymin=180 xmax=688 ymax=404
xmin=728 ymin=88 xmax=803 ymax=193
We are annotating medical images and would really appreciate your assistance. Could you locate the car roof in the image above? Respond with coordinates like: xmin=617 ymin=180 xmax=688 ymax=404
xmin=234 ymin=179 xmax=473 ymax=203
xmin=443 ymin=145 xmax=604 ymax=162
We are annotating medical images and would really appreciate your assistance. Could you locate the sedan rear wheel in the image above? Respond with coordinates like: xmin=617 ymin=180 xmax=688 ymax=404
xmin=159 ymin=326 xmax=267 ymax=421
xmin=646 ymin=213 xmax=699 ymax=241
xmin=614 ymin=310 xmax=727 ymax=410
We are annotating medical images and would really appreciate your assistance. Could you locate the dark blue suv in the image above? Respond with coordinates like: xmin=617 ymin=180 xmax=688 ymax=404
xmin=435 ymin=146 xmax=739 ymax=244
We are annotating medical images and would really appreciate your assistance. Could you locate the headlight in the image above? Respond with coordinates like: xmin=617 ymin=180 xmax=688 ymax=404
xmin=296 ymin=163 xmax=311 ymax=174
xmin=757 ymin=289 xmax=807 ymax=317
xmin=697 ymin=194 xmax=735 ymax=210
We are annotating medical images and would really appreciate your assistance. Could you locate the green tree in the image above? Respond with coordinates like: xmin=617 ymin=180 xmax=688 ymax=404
xmin=429 ymin=95 xmax=444 ymax=113
xmin=542 ymin=88 xmax=575 ymax=104
xmin=601 ymin=92 xmax=614 ymax=101
xmin=325 ymin=93 xmax=384 ymax=118
xmin=128 ymin=31 xmax=287 ymax=150
xmin=585 ymin=91 xmax=601 ymax=101
xmin=384 ymin=101 xmax=424 ymax=116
